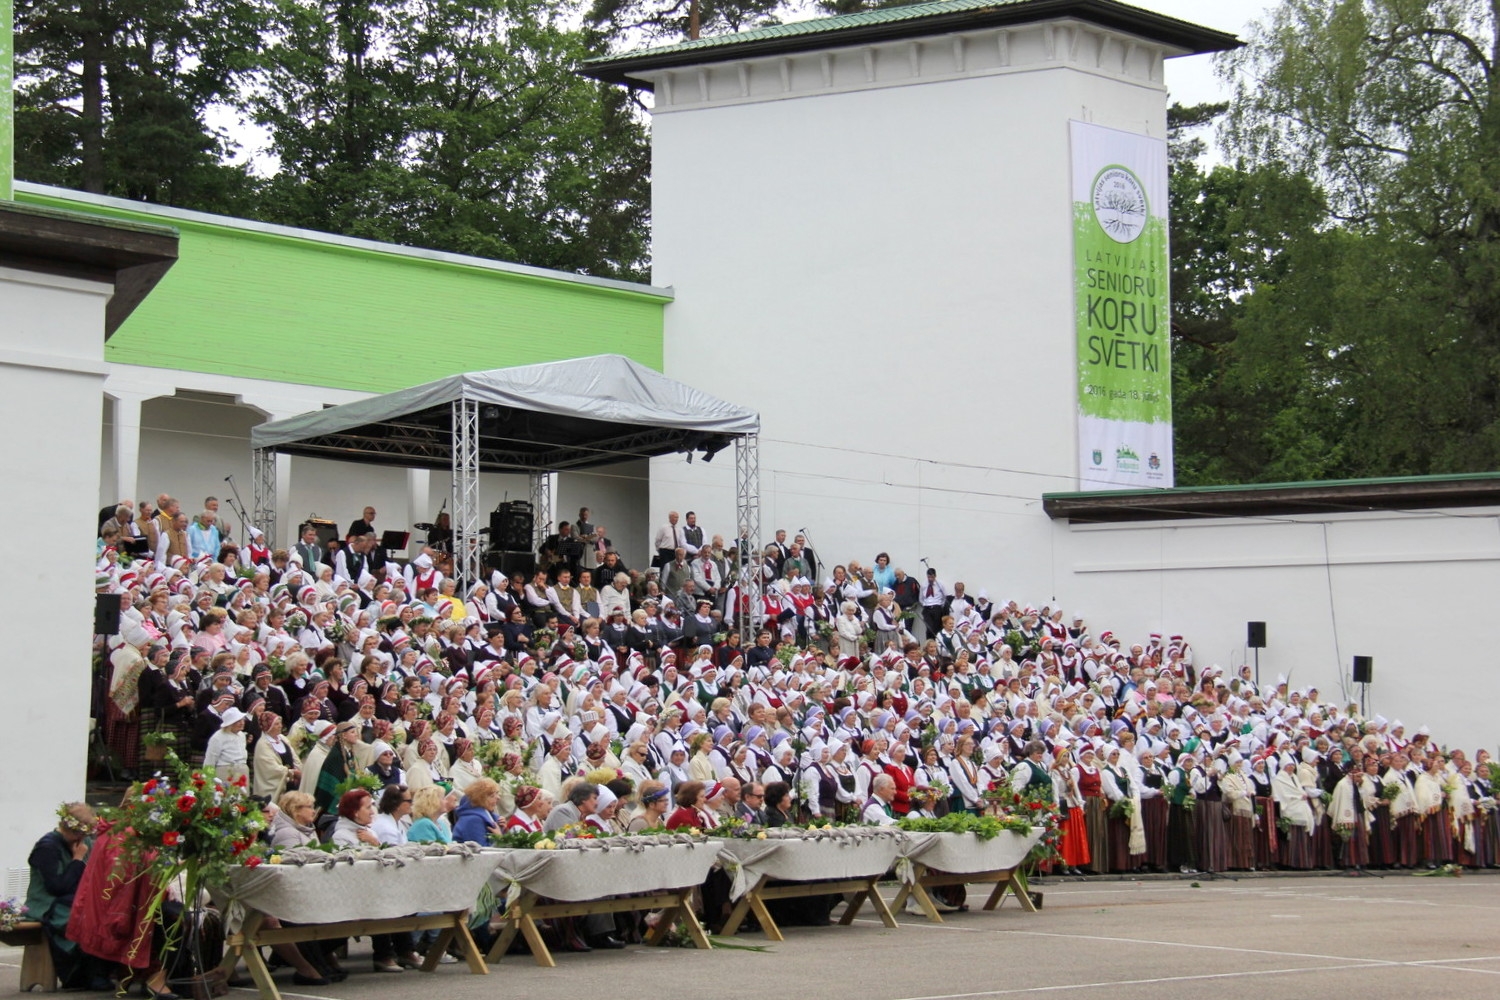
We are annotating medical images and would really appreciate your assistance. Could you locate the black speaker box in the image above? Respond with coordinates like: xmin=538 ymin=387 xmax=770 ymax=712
xmin=490 ymin=502 xmax=533 ymax=552
xmin=1352 ymin=656 xmax=1373 ymax=684
xmin=94 ymin=593 xmax=121 ymax=635
xmin=1247 ymin=621 xmax=1267 ymax=648
xmin=485 ymin=550 xmax=535 ymax=579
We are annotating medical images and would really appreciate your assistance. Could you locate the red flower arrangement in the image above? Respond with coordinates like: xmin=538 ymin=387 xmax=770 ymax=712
xmin=103 ymin=752 xmax=268 ymax=961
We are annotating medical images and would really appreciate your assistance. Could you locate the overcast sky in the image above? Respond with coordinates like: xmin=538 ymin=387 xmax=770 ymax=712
xmin=1129 ymin=0 xmax=1277 ymax=105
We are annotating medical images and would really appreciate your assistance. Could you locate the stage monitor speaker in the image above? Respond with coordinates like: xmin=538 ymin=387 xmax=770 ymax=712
xmin=1247 ymin=621 xmax=1267 ymax=649
xmin=1352 ymin=656 xmax=1373 ymax=684
xmin=306 ymin=518 xmax=339 ymax=549
xmin=485 ymin=550 xmax=535 ymax=579
xmin=94 ymin=593 xmax=121 ymax=635
xmin=490 ymin=501 xmax=533 ymax=552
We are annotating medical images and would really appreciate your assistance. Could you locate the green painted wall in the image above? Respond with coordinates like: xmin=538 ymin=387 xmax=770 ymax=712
xmin=2 ymin=0 xmax=13 ymax=200
xmin=14 ymin=187 xmax=667 ymax=392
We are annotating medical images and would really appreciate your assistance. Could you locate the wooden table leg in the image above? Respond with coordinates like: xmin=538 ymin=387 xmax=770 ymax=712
xmin=745 ymin=890 xmax=783 ymax=942
xmin=510 ymin=894 xmax=554 ymax=969
xmin=487 ymin=891 xmax=551 ymax=967
xmin=1007 ymin=873 xmax=1038 ymax=912
xmin=718 ymin=876 xmax=765 ymax=937
xmin=641 ymin=904 xmax=676 ymax=947
xmin=864 ymin=879 xmax=899 ymax=928
xmin=450 ymin=914 xmax=490 ymax=975
xmin=837 ymin=888 xmax=868 ymax=925
xmin=220 ymin=913 xmax=281 ymax=1000
xmin=983 ymin=874 xmax=1011 ymax=911
xmin=675 ymin=891 xmax=714 ymax=950
xmin=908 ymin=880 xmax=945 ymax=923
xmin=423 ymin=925 xmax=456 ymax=972
xmin=238 ymin=927 xmax=281 ymax=1000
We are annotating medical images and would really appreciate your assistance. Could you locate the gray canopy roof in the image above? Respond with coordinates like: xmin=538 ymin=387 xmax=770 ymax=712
xmin=251 ymin=354 xmax=759 ymax=472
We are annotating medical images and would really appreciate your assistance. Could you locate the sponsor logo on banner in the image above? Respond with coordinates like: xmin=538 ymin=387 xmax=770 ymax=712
xmin=1091 ymin=449 xmax=1103 ymax=467
xmin=1115 ymin=445 xmax=1139 ymax=474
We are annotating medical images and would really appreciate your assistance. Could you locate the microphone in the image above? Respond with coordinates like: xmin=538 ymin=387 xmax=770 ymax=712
xmin=224 ymin=475 xmax=233 ymax=482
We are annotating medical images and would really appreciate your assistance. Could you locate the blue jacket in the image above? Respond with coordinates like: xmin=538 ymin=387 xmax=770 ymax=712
xmin=450 ymin=799 xmax=497 ymax=844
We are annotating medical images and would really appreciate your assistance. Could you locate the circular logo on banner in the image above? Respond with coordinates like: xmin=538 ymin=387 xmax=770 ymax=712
xmin=1091 ymin=165 xmax=1148 ymax=244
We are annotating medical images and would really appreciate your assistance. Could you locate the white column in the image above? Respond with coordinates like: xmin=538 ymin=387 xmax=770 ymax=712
xmin=275 ymin=453 xmax=293 ymax=541
xmin=406 ymin=469 xmax=430 ymax=557
xmin=108 ymin=391 xmax=148 ymax=507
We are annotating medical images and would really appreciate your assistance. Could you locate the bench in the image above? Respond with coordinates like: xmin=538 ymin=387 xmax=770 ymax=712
xmin=0 ymin=921 xmax=57 ymax=992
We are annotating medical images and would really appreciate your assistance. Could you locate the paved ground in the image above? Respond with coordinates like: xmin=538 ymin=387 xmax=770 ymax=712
xmin=5 ymin=872 xmax=1498 ymax=1000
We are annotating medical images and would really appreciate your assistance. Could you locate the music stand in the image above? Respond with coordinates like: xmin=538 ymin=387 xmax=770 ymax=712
xmin=380 ymin=530 xmax=411 ymax=554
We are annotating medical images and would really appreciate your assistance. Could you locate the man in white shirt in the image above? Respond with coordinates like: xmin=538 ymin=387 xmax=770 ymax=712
xmin=919 ymin=568 xmax=948 ymax=641
xmin=861 ymin=774 xmax=899 ymax=826
xmin=652 ymin=511 xmax=681 ymax=569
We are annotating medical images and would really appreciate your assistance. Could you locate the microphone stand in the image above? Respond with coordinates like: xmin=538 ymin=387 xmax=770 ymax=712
xmin=224 ymin=474 xmax=253 ymax=540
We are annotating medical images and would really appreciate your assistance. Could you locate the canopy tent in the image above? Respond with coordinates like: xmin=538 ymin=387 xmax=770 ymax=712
xmin=250 ymin=354 xmax=762 ymax=623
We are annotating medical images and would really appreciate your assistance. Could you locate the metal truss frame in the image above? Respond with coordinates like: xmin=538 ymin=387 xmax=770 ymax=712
xmin=252 ymin=447 xmax=277 ymax=548
xmin=529 ymin=472 xmax=553 ymax=554
xmin=451 ymin=397 xmax=482 ymax=587
xmin=735 ymin=435 xmax=762 ymax=643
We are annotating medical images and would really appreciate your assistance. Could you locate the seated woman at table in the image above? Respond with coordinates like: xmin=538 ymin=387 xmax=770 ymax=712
xmin=763 ymin=781 xmax=795 ymax=827
xmin=407 ymin=787 xmax=454 ymax=843
xmin=505 ymin=786 xmax=551 ymax=832
xmin=626 ymin=781 xmax=671 ymax=831
xmin=329 ymin=790 xmax=420 ymax=973
xmin=451 ymin=778 xmax=503 ymax=843
xmin=665 ymin=781 xmax=718 ymax=831
xmin=371 ymin=785 xmax=412 ymax=845
xmin=331 ymin=789 xmax=379 ymax=848
xmin=269 ymin=791 xmax=320 ymax=848
xmin=585 ymin=787 xmax=619 ymax=832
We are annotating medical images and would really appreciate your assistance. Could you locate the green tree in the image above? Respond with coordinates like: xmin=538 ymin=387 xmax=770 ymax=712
xmin=12 ymin=0 xmax=268 ymax=210
xmin=1218 ymin=0 xmax=1500 ymax=476
xmin=1167 ymin=102 xmax=1332 ymax=485
xmin=253 ymin=0 xmax=651 ymax=279
xmin=585 ymin=0 xmax=784 ymax=45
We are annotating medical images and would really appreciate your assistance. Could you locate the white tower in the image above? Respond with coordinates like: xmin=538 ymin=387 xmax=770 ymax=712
xmin=587 ymin=0 xmax=1236 ymax=590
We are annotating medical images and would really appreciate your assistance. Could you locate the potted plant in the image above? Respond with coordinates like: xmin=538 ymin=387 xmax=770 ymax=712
xmin=143 ymin=730 xmax=174 ymax=762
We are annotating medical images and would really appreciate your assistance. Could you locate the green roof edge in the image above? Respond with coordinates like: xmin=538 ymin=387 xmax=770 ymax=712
xmin=1042 ymin=470 xmax=1500 ymax=503
xmin=13 ymin=182 xmax=674 ymax=303
xmin=583 ymin=0 xmax=1241 ymax=87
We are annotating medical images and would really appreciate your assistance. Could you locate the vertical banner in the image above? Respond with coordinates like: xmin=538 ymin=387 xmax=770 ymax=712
xmin=1071 ymin=120 xmax=1171 ymax=489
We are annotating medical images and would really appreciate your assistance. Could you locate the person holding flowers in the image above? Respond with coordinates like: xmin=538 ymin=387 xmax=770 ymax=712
xmin=26 ymin=804 xmax=109 ymax=990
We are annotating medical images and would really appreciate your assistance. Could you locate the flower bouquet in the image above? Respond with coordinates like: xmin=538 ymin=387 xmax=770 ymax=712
xmin=0 ymin=898 xmax=27 ymax=933
xmin=102 ymin=752 xmax=267 ymax=965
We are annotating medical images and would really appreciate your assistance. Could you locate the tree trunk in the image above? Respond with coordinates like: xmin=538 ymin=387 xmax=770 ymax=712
xmin=79 ymin=3 xmax=106 ymax=193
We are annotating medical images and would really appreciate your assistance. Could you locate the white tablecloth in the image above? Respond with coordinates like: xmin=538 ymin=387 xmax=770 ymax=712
xmin=712 ymin=831 xmax=905 ymax=900
xmin=489 ymin=841 xmax=724 ymax=902
xmin=216 ymin=849 xmax=502 ymax=928
xmin=897 ymin=829 xmax=1042 ymax=880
